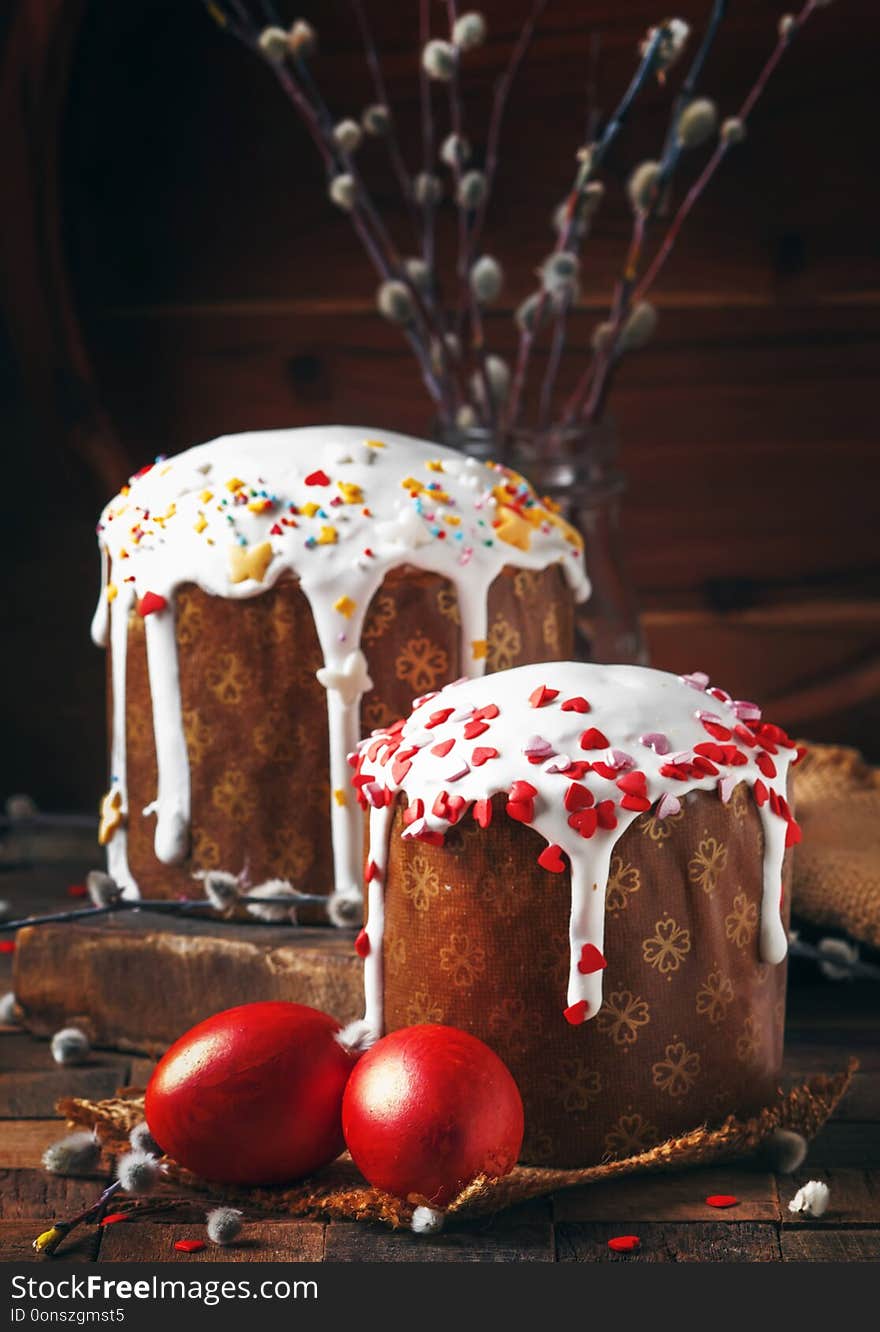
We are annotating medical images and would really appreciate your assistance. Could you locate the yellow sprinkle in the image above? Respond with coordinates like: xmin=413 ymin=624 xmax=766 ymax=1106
xmin=106 ymin=583 xmax=118 ymax=603
xmin=301 ymin=502 xmax=320 ymax=518
xmin=337 ymin=481 xmax=364 ymax=505
xmin=334 ymin=595 xmax=356 ymax=618
xmin=228 ymin=540 xmax=273 ymax=585
xmin=159 ymin=464 xmax=172 ymax=475
xmin=225 ymin=476 xmax=245 ymax=493
xmin=366 ymin=438 xmax=386 ymax=449
xmin=401 ymin=476 xmax=422 ymax=493
xmin=247 ymin=497 xmax=274 ymax=514
xmin=472 ymin=639 xmax=488 ymax=661
xmin=120 ymin=485 xmax=130 ymax=497
xmin=444 ymin=514 xmax=461 ymax=527
xmin=317 ymin=525 xmax=338 ymax=546
xmin=118 ymin=548 xmax=129 ymax=560
xmin=495 ymin=505 xmax=533 ymax=552
xmin=194 ymin=513 xmax=208 ymax=534
xmin=200 ymin=489 xmax=214 ymax=503
xmin=425 ymin=459 xmax=445 ymax=472
xmin=333 ymin=788 xmax=348 ymax=807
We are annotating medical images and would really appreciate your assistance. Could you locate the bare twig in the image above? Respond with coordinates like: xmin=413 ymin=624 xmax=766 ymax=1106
xmin=505 ymin=22 xmax=670 ymax=436
xmin=578 ymin=0 xmax=817 ymax=425
xmin=349 ymin=0 xmax=422 ymax=243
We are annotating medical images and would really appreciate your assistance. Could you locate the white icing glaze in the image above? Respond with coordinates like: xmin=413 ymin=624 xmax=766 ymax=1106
xmin=353 ymin=661 xmax=800 ymax=1033
xmin=92 ymin=426 xmax=588 ymax=896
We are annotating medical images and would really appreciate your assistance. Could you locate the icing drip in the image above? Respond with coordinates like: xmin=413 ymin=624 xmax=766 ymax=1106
xmin=92 ymin=427 xmax=588 ymax=897
xmin=105 ymin=585 xmax=137 ymax=898
xmin=143 ymin=604 xmax=191 ymax=864
xmin=353 ymin=662 xmax=800 ymax=1031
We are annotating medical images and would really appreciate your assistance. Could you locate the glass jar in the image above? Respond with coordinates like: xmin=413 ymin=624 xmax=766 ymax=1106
xmin=434 ymin=418 xmax=648 ymax=666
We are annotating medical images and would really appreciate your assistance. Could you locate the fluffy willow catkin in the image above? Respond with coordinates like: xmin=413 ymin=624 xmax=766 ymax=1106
xmin=362 ymin=104 xmax=392 ymax=137
xmin=414 ymin=172 xmax=443 ymax=206
xmin=677 ymin=98 xmax=718 ymax=149
xmin=627 ymin=160 xmax=661 ymax=212
xmin=0 ymin=991 xmax=18 ymax=1025
xmin=245 ymin=880 xmax=298 ymax=924
xmin=50 ymin=1027 xmax=90 ymax=1067
xmin=470 ymin=255 xmax=503 ymax=304
xmin=42 ymin=1132 xmax=101 ymax=1177
xmin=206 ymin=1208 xmax=243 ymax=1246
xmin=452 ymin=13 xmax=487 ymax=51
xmin=422 ymin=39 xmax=457 ymax=81
xmin=333 ymin=119 xmax=363 ymax=154
xmin=87 ymin=870 xmax=122 ymax=908
xmin=440 ymin=133 xmax=470 ymax=168
xmin=116 ymin=1150 xmax=161 ymax=1194
xmin=129 ymin=1121 xmax=162 ymax=1157
xmin=376 ymin=280 xmax=415 ymax=325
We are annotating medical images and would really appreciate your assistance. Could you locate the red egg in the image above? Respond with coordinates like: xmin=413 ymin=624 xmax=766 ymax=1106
xmin=145 ymin=1002 xmax=356 ymax=1185
xmin=342 ymin=1024 xmax=524 ymax=1206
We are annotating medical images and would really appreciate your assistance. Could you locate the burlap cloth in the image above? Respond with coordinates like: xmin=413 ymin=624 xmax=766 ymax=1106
xmin=59 ymin=1064 xmax=853 ymax=1227
xmin=791 ymin=743 xmax=880 ymax=951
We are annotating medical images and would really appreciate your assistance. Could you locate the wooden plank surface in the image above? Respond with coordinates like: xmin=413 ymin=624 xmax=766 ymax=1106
xmin=99 ymin=1221 xmax=325 ymax=1264
xmin=780 ymin=1230 xmax=880 ymax=1261
xmin=781 ymin=1170 xmax=880 ymax=1228
xmin=556 ymin=1221 xmax=782 ymax=1262
xmin=0 ymin=1221 xmax=99 ymax=1264
xmin=553 ymin=1168 xmax=779 ymax=1223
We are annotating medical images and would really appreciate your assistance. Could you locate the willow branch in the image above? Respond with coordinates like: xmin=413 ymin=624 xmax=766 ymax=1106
xmin=580 ymin=0 xmax=818 ymax=425
xmin=503 ymin=22 xmax=669 ymax=436
xmin=349 ymin=0 xmax=422 ymax=244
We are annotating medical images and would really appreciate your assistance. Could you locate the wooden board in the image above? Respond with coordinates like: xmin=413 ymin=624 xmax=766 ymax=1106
xmin=556 ymin=1220 xmax=782 ymax=1262
xmin=99 ymin=1221 xmax=325 ymax=1264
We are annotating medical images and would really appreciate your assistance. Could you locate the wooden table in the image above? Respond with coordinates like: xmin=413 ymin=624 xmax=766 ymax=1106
xmin=2 ymin=873 xmax=879 ymax=1263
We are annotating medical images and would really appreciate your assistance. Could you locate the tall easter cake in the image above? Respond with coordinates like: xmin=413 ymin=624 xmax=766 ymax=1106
xmin=92 ymin=427 xmax=588 ymax=907
xmin=353 ymin=661 xmax=801 ymax=1165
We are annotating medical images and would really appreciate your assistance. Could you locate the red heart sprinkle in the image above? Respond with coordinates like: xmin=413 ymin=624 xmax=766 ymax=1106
xmin=464 ymin=719 xmax=490 ymax=740
xmin=564 ymin=781 xmax=594 ymax=813
xmin=475 ymin=703 xmax=500 ymax=720
xmin=529 ymin=684 xmax=559 ymax=708
xmin=607 ymin=1235 xmax=640 ymax=1254
xmin=577 ymin=943 xmax=607 ymax=975
xmin=67 ymin=883 xmax=88 ymax=898
xmin=269 ymin=522 xmax=283 ymax=536
xmin=304 ymin=469 xmax=330 ymax=486
xmin=537 ymin=844 xmax=566 ymax=874
xmin=506 ymin=798 xmax=535 ymax=825
xmin=705 ymin=1195 xmax=739 ymax=1209
xmin=392 ymin=759 xmax=413 ymax=786
xmin=137 ymin=591 xmax=167 ymax=618
xmin=691 ymin=756 xmax=719 ymax=776
xmin=100 ymin=1214 xmax=130 ymax=1227
xmin=616 ymin=770 xmax=647 ymax=796
xmin=596 ymin=800 xmax=618 ymax=830
xmin=568 ymin=807 xmax=598 ymax=838
xmin=402 ymin=798 xmax=424 ymax=826
xmin=426 ymin=708 xmax=454 ymax=729
xmin=785 ymin=819 xmax=802 ymax=847
xmin=590 ymin=762 xmax=618 ymax=780
xmin=702 ymin=720 xmax=733 ymax=741
xmin=471 ymin=746 xmax=499 ymax=766
xmin=473 ymin=799 xmax=493 ymax=828
xmin=579 ymin=727 xmax=609 ymax=750
xmin=757 ymin=751 xmax=777 ymax=778
xmin=659 ymin=762 xmax=690 ymax=781
xmin=174 ymin=1239 xmax=206 ymax=1253
xmin=509 ymin=780 xmax=538 ymax=802
xmin=753 ymin=779 xmax=768 ymax=806
xmin=561 ymin=696 xmax=590 ymax=713
xmin=0 ymin=941 xmax=15 ymax=954
xmin=563 ymin=1000 xmax=588 ymax=1025
xmin=431 ymin=738 xmax=455 ymax=757
xmin=354 ymin=928 xmax=370 ymax=959
xmin=794 ymin=744 xmax=808 ymax=766
xmin=566 ymin=761 xmax=592 ymax=779
xmin=620 ymin=794 xmax=651 ymax=812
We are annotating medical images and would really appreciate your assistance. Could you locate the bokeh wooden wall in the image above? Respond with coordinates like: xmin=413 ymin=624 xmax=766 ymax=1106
xmin=2 ymin=0 xmax=879 ymax=811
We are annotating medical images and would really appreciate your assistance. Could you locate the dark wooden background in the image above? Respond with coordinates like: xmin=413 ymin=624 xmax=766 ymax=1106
xmin=1 ymin=0 xmax=878 ymax=813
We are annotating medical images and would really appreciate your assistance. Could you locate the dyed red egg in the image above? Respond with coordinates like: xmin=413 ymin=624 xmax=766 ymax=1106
xmin=342 ymin=1024 xmax=524 ymax=1206
xmin=145 ymin=1002 xmax=356 ymax=1185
